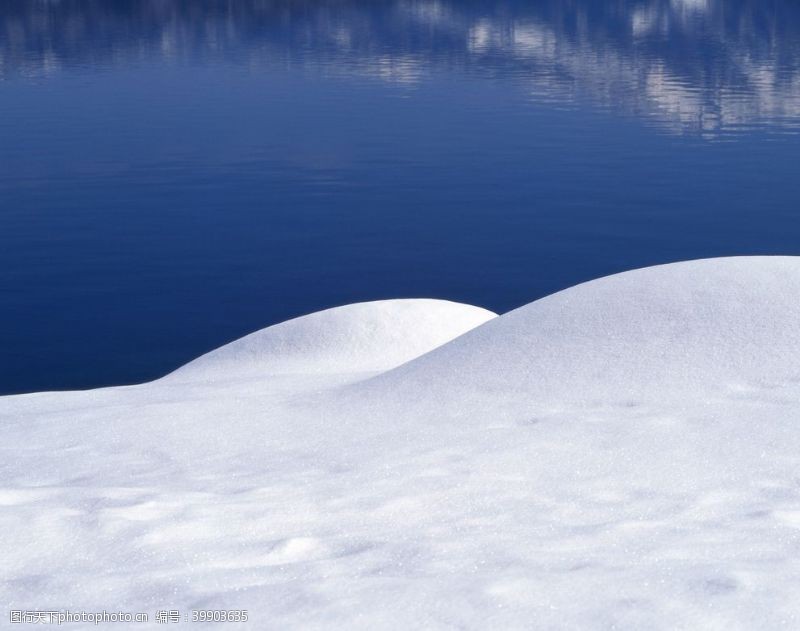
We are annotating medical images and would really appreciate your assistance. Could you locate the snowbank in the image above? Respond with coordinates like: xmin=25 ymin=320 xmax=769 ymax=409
xmin=168 ymin=299 xmax=496 ymax=381
xmin=354 ymin=256 xmax=800 ymax=417
xmin=2 ymin=257 xmax=800 ymax=630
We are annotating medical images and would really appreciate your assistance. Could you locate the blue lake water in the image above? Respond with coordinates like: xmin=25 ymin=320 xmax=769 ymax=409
xmin=2 ymin=0 xmax=800 ymax=394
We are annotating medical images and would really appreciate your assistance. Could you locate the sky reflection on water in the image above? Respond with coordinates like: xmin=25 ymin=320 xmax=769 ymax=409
xmin=4 ymin=0 xmax=800 ymax=137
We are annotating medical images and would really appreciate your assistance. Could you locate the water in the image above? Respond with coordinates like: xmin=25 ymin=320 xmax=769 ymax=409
xmin=2 ymin=0 xmax=800 ymax=395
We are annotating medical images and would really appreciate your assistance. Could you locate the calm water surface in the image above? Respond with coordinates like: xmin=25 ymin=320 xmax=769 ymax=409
xmin=2 ymin=0 xmax=800 ymax=394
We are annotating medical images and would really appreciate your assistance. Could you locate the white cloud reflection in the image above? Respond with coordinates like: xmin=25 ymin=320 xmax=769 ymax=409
xmin=3 ymin=0 xmax=800 ymax=138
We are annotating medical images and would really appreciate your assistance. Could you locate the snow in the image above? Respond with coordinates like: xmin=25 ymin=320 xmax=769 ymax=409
xmin=353 ymin=256 xmax=800 ymax=414
xmin=169 ymin=299 xmax=497 ymax=381
xmin=2 ymin=257 xmax=800 ymax=629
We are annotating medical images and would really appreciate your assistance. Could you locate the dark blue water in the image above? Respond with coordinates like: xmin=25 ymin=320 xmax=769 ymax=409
xmin=2 ymin=0 xmax=800 ymax=394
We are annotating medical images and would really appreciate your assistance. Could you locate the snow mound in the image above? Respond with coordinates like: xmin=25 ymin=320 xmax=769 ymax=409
xmin=356 ymin=257 xmax=800 ymax=412
xmin=168 ymin=299 xmax=496 ymax=381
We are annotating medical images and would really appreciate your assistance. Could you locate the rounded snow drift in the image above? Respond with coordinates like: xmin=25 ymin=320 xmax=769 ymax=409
xmin=167 ymin=299 xmax=497 ymax=381
xmin=356 ymin=257 xmax=800 ymax=412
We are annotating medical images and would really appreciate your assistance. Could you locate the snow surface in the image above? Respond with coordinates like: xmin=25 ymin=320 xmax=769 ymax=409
xmin=2 ymin=257 xmax=800 ymax=629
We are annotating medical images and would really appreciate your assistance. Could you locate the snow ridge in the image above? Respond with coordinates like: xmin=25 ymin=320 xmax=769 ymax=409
xmin=167 ymin=298 xmax=496 ymax=381
xmin=352 ymin=256 xmax=800 ymax=416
